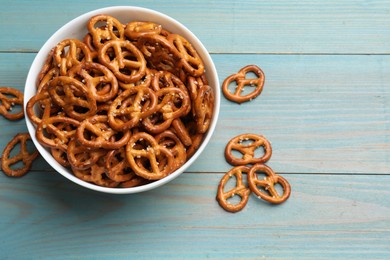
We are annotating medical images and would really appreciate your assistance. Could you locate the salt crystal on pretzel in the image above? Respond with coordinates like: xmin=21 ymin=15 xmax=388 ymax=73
xmin=216 ymin=165 xmax=251 ymax=213
xmin=222 ymin=64 xmax=265 ymax=104
xmin=224 ymin=133 xmax=272 ymax=166
xmin=247 ymin=163 xmax=291 ymax=204
xmin=0 ymin=87 xmax=24 ymax=121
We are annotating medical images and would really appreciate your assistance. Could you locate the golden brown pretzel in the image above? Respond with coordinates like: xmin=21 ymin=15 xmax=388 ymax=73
xmin=72 ymin=158 xmax=119 ymax=188
xmin=150 ymin=70 xmax=191 ymax=114
xmin=98 ymin=40 xmax=146 ymax=83
xmin=155 ymin=130 xmax=187 ymax=171
xmin=222 ymin=65 xmax=265 ymax=104
xmin=26 ymin=86 xmax=55 ymax=125
xmin=186 ymin=133 xmax=203 ymax=159
xmin=53 ymin=39 xmax=92 ymax=75
xmin=136 ymin=34 xmax=182 ymax=75
xmin=187 ymin=76 xmax=202 ymax=116
xmin=247 ymin=164 xmax=291 ymax=204
xmin=67 ymin=139 xmax=105 ymax=170
xmin=171 ymin=118 xmax=192 ymax=146
xmin=83 ymin=33 xmax=97 ymax=52
xmin=72 ymin=165 xmax=95 ymax=183
xmin=193 ymin=84 xmax=214 ymax=134
xmin=87 ymin=14 xmax=125 ymax=49
xmin=1 ymin=133 xmax=39 ymax=177
xmin=216 ymin=166 xmax=251 ymax=213
xmin=76 ymin=115 xmax=131 ymax=149
xmin=35 ymin=116 xmax=80 ymax=151
xmin=107 ymin=85 xmax=158 ymax=131
xmin=105 ymin=147 xmax=138 ymax=182
xmin=119 ymin=176 xmax=149 ymax=188
xmin=37 ymin=67 xmax=59 ymax=93
xmin=67 ymin=62 xmax=118 ymax=102
xmin=126 ymin=132 xmax=174 ymax=180
xmin=48 ymin=76 xmax=97 ymax=121
xmin=50 ymin=148 xmax=69 ymax=167
xmin=142 ymin=87 xmax=191 ymax=134
xmin=119 ymin=67 xmax=152 ymax=90
xmin=225 ymin=133 xmax=272 ymax=166
xmin=187 ymin=75 xmax=211 ymax=121
xmin=168 ymin=34 xmax=205 ymax=77
xmin=156 ymin=70 xmax=191 ymax=104
xmin=0 ymin=87 xmax=24 ymax=120
xmin=125 ymin=21 xmax=162 ymax=40
xmin=150 ymin=70 xmax=189 ymax=99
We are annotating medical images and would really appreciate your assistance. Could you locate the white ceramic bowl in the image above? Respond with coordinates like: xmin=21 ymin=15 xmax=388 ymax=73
xmin=24 ymin=6 xmax=220 ymax=194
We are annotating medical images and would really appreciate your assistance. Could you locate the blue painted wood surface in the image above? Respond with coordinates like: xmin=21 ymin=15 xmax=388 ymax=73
xmin=1 ymin=0 xmax=389 ymax=259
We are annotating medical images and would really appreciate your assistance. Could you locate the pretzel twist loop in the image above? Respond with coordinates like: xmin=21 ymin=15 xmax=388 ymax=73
xmin=108 ymin=85 xmax=158 ymax=131
xmin=142 ymin=87 xmax=191 ymax=134
xmin=126 ymin=132 xmax=174 ymax=180
xmin=105 ymin=147 xmax=138 ymax=182
xmin=98 ymin=40 xmax=146 ymax=83
xmin=67 ymin=62 xmax=119 ymax=102
xmin=125 ymin=21 xmax=162 ymax=40
xmin=168 ymin=34 xmax=205 ymax=77
xmin=35 ymin=116 xmax=80 ymax=151
xmin=87 ymin=14 xmax=125 ymax=49
xmin=48 ymin=76 xmax=97 ymax=121
xmin=222 ymin=65 xmax=265 ymax=104
xmin=67 ymin=139 xmax=106 ymax=170
xmin=1 ymin=133 xmax=39 ymax=177
xmin=216 ymin=166 xmax=251 ymax=213
xmin=247 ymin=164 xmax=291 ymax=204
xmin=76 ymin=115 xmax=131 ymax=149
xmin=155 ymin=130 xmax=187 ymax=171
xmin=0 ymin=87 xmax=24 ymax=120
xmin=225 ymin=133 xmax=272 ymax=166
xmin=53 ymin=39 xmax=92 ymax=76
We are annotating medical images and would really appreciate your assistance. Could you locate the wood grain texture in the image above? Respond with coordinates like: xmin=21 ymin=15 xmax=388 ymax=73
xmin=208 ymin=54 xmax=390 ymax=174
xmin=0 ymin=172 xmax=389 ymax=259
xmin=3 ymin=53 xmax=388 ymax=174
xmin=0 ymin=0 xmax=389 ymax=54
xmin=0 ymin=0 xmax=389 ymax=259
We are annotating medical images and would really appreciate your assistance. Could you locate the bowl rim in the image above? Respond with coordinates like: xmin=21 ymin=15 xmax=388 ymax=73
xmin=24 ymin=5 xmax=220 ymax=194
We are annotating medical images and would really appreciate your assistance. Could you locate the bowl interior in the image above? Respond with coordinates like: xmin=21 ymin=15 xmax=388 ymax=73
xmin=24 ymin=6 xmax=220 ymax=194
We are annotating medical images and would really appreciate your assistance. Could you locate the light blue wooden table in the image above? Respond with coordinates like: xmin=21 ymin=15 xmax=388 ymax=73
xmin=1 ymin=1 xmax=389 ymax=259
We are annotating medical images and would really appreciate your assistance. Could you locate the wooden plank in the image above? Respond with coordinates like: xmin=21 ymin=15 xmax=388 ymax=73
xmin=0 ymin=172 xmax=389 ymax=259
xmin=0 ymin=53 xmax=34 ymax=89
xmin=194 ymin=54 xmax=390 ymax=174
xmin=0 ymin=1 xmax=389 ymax=259
xmin=0 ymin=0 xmax=389 ymax=54
xmin=1 ymin=53 xmax=390 ymax=174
